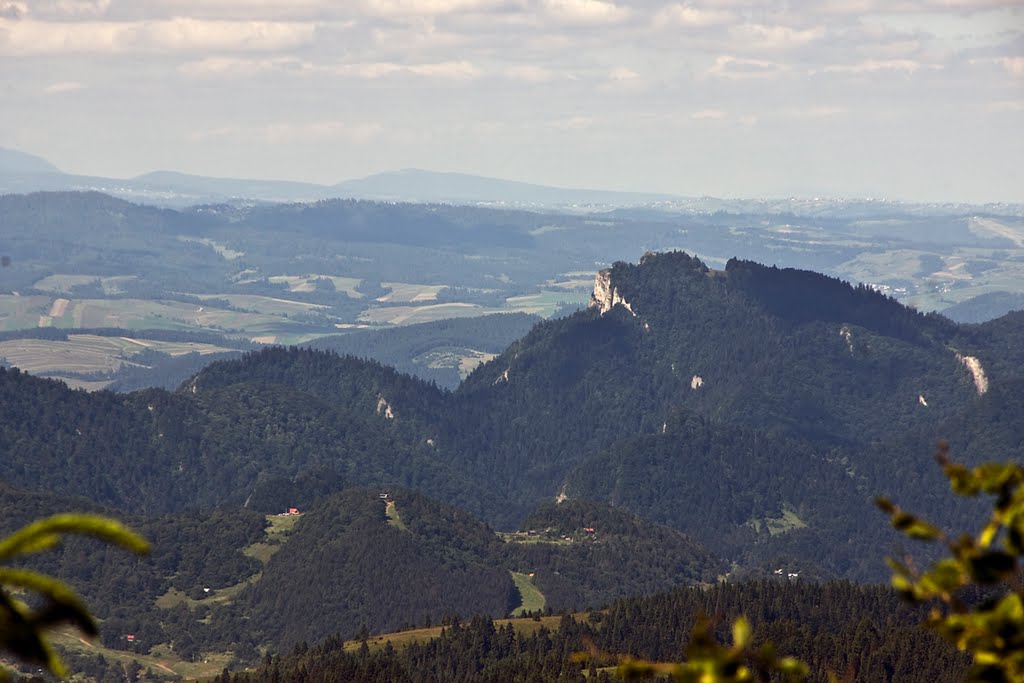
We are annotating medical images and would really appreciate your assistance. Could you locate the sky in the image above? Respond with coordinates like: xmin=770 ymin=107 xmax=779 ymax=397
xmin=1 ymin=0 xmax=1022 ymax=203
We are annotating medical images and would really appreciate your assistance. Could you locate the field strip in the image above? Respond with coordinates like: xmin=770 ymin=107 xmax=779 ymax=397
xmin=49 ymin=298 xmax=70 ymax=317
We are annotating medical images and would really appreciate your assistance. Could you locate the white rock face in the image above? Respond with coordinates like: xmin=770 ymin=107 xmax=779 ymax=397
xmin=956 ymin=354 xmax=989 ymax=395
xmin=840 ymin=325 xmax=854 ymax=354
xmin=691 ymin=375 xmax=704 ymax=390
xmin=918 ymin=395 xmax=928 ymax=407
xmin=555 ymin=484 xmax=568 ymax=504
xmin=590 ymin=269 xmax=637 ymax=318
xmin=376 ymin=396 xmax=395 ymax=419
xmin=494 ymin=368 xmax=510 ymax=385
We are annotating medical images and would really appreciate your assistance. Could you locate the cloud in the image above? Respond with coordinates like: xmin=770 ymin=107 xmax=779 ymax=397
xmin=541 ymin=0 xmax=629 ymax=26
xmin=690 ymin=109 xmax=728 ymax=120
xmin=607 ymin=65 xmax=637 ymax=81
xmin=995 ymin=56 xmax=1024 ymax=78
xmin=707 ymin=55 xmax=787 ymax=79
xmin=821 ymin=59 xmax=943 ymax=74
xmin=24 ymin=0 xmax=111 ymax=18
xmin=780 ymin=105 xmax=847 ymax=119
xmin=597 ymin=65 xmax=642 ymax=91
xmin=0 ymin=1 xmax=26 ymax=19
xmin=179 ymin=55 xmax=482 ymax=80
xmin=987 ymin=99 xmax=1024 ymax=112
xmin=359 ymin=0 xmax=513 ymax=17
xmin=43 ymin=81 xmax=86 ymax=93
xmin=504 ymin=64 xmax=561 ymax=83
xmin=193 ymin=120 xmax=384 ymax=143
xmin=729 ymin=24 xmax=827 ymax=51
xmin=816 ymin=0 xmax=1021 ymax=14
xmin=549 ymin=115 xmax=593 ymax=130
xmin=0 ymin=17 xmax=317 ymax=55
xmin=653 ymin=3 xmax=735 ymax=28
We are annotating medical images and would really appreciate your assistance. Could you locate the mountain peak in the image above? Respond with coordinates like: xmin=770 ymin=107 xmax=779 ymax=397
xmin=0 ymin=147 xmax=61 ymax=174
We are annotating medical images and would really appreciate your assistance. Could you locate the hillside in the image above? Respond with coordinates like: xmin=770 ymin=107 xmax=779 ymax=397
xmin=230 ymin=582 xmax=968 ymax=683
xmin=6 ymin=251 xmax=1020 ymax=580
xmin=304 ymin=313 xmax=540 ymax=389
xmin=2 ymin=250 xmax=1023 ymax=672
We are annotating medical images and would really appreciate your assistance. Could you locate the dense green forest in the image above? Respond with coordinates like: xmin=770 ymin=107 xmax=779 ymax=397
xmin=2 ymin=251 xmax=1022 ymax=678
xmin=229 ymin=582 xmax=969 ymax=683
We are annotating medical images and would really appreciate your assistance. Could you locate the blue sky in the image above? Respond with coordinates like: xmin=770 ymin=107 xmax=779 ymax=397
xmin=1 ymin=0 xmax=1022 ymax=202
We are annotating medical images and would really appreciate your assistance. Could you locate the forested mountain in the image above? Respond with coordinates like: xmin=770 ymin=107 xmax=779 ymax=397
xmin=4 ymin=252 xmax=1021 ymax=571
xmin=231 ymin=582 xmax=968 ymax=683
xmin=3 ymin=250 xmax=1023 ymax=677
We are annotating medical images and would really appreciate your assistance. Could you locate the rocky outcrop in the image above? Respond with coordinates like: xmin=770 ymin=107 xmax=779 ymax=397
xmin=590 ymin=268 xmax=638 ymax=318
xmin=956 ymin=354 xmax=989 ymax=395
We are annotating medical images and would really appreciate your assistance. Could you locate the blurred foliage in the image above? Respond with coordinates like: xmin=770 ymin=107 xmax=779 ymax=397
xmin=606 ymin=615 xmax=808 ymax=683
xmin=877 ymin=442 xmax=1024 ymax=683
xmin=0 ymin=514 xmax=148 ymax=680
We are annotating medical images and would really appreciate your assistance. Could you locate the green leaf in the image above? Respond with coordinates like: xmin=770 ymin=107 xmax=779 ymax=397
xmin=0 ymin=514 xmax=150 ymax=561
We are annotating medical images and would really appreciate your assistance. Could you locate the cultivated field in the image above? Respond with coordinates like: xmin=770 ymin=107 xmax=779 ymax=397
xmin=0 ymin=334 xmax=233 ymax=376
xmin=377 ymin=282 xmax=448 ymax=303
xmin=268 ymin=274 xmax=363 ymax=298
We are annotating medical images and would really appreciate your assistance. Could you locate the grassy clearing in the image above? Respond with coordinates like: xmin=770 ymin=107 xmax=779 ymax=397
xmin=385 ymin=501 xmax=408 ymax=532
xmin=342 ymin=615 xmax=580 ymax=653
xmin=178 ymin=236 xmax=244 ymax=260
xmin=154 ymin=576 xmax=255 ymax=611
xmin=510 ymin=572 xmax=546 ymax=617
xmin=243 ymin=513 xmax=302 ymax=564
xmin=51 ymin=630 xmax=235 ymax=681
xmin=747 ymin=505 xmax=808 ymax=536
xmin=498 ymin=532 xmax=572 ymax=546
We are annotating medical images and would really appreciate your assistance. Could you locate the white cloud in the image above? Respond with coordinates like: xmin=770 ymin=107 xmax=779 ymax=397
xmin=504 ymin=64 xmax=561 ymax=83
xmin=0 ymin=1 xmax=27 ymax=19
xmin=43 ymin=81 xmax=86 ymax=93
xmin=653 ymin=4 xmax=735 ymax=28
xmin=995 ymin=56 xmax=1024 ymax=78
xmin=541 ymin=0 xmax=629 ymax=25
xmin=180 ymin=56 xmax=481 ymax=80
xmin=0 ymin=17 xmax=317 ymax=55
xmin=817 ymin=0 xmax=1021 ymax=14
xmin=821 ymin=59 xmax=942 ymax=74
xmin=690 ymin=109 xmax=728 ymax=120
xmin=359 ymin=0 xmax=513 ymax=16
xmin=178 ymin=56 xmax=314 ymax=77
xmin=707 ymin=55 xmax=787 ymax=79
xmin=781 ymin=106 xmax=847 ymax=118
xmin=607 ymin=66 xmax=637 ymax=81
xmin=26 ymin=0 xmax=111 ymax=18
xmin=729 ymin=24 xmax=826 ymax=50
xmin=987 ymin=99 xmax=1024 ymax=112
xmin=549 ymin=115 xmax=593 ymax=130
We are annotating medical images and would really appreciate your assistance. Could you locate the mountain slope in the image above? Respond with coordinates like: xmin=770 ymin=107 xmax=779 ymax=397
xmin=0 ymin=147 xmax=61 ymax=174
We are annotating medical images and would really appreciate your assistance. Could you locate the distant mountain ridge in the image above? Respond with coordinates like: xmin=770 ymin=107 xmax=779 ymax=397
xmin=0 ymin=147 xmax=680 ymax=208
xmin=0 ymin=147 xmax=61 ymax=174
